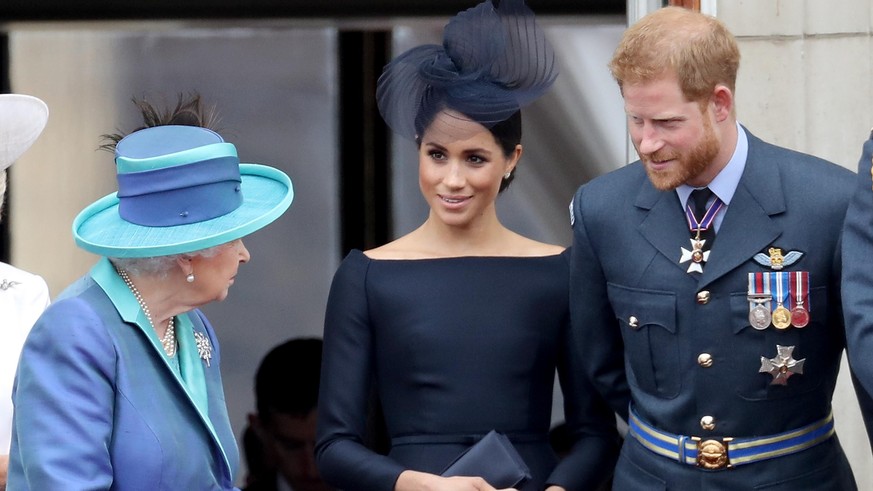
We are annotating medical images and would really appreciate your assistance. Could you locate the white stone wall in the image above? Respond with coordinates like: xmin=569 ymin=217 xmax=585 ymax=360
xmin=721 ymin=0 xmax=872 ymax=169
xmin=719 ymin=1 xmax=873 ymax=488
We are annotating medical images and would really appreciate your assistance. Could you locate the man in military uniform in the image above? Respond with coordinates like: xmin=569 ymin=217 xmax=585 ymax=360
xmin=842 ymin=134 xmax=873 ymax=455
xmin=570 ymin=7 xmax=861 ymax=488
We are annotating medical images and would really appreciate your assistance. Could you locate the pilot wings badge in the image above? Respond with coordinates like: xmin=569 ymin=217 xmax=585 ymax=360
xmin=753 ymin=247 xmax=803 ymax=271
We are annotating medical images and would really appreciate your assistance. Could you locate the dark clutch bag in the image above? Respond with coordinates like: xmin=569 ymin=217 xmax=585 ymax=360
xmin=440 ymin=430 xmax=532 ymax=489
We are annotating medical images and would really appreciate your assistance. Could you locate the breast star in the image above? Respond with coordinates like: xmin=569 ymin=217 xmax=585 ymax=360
xmin=760 ymin=345 xmax=805 ymax=385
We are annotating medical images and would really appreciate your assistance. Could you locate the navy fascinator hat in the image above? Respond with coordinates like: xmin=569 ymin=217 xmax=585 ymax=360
xmin=376 ymin=0 xmax=558 ymax=140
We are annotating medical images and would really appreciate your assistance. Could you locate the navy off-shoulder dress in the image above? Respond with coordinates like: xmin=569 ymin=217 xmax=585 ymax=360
xmin=316 ymin=249 xmax=619 ymax=491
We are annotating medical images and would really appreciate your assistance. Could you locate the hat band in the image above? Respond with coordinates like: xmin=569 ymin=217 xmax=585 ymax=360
xmin=116 ymin=141 xmax=236 ymax=173
xmin=117 ymin=156 xmax=243 ymax=227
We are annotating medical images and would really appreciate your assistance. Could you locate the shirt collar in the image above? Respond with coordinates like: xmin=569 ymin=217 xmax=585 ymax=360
xmin=677 ymin=121 xmax=748 ymax=208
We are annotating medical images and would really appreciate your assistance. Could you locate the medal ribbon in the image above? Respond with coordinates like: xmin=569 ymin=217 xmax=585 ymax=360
xmin=685 ymin=196 xmax=724 ymax=235
xmin=748 ymin=273 xmax=755 ymax=312
xmin=789 ymin=271 xmax=810 ymax=310
xmin=748 ymin=272 xmax=770 ymax=305
xmin=770 ymin=271 xmax=789 ymax=309
xmin=748 ymin=272 xmax=763 ymax=310
xmin=761 ymin=272 xmax=771 ymax=304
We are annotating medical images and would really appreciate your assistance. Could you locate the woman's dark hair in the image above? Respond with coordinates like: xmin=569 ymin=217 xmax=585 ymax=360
xmin=415 ymin=107 xmax=523 ymax=193
xmin=490 ymin=110 xmax=522 ymax=192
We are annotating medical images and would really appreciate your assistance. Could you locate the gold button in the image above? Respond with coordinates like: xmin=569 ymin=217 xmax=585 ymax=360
xmin=698 ymin=353 xmax=713 ymax=368
xmin=697 ymin=290 xmax=710 ymax=305
xmin=628 ymin=316 xmax=639 ymax=329
xmin=700 ymin=415 xmax=716 ymax=431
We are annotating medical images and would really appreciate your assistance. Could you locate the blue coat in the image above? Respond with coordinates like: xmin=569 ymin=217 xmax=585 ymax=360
xmin=570 ymin=127 xmax=859 ymax=489
xmin=8 ymin=259 xmax=239 ymax=490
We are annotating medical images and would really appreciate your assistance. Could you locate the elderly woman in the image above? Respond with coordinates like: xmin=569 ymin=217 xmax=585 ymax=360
xmin=8 ymin=97 xmax=294 ymax=490
xmin=0 ymin=94 xmax=51 ymax=489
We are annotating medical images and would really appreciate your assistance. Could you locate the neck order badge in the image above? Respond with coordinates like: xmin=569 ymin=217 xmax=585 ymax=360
xmin=679 ymin=188 xmax=723 ymax=274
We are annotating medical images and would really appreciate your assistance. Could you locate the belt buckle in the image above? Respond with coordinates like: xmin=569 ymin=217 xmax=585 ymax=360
xmin=692 ymin=436 xmax=733 ymax=470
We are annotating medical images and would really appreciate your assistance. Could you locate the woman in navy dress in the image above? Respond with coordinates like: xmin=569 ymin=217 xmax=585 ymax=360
xmin=315 ymin=2 xmax=620 ymax=490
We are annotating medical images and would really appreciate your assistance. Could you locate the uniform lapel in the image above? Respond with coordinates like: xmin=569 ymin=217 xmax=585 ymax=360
xmin=634 ymin=129 xmax=785 ymax=285
xmin=636 ymin=178 xmax=694 ymax=275
xmin=699 ymin=132 xmax=785 ymax=287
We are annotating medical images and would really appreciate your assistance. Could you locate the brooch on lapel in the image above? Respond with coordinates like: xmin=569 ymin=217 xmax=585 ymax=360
xmin=193 ymin=331 xmax=213 ymax=367
xmin=0 ymin=279 xmax=21 ymax=291
xmin=753 ymin=247 xmax=803 ymax=270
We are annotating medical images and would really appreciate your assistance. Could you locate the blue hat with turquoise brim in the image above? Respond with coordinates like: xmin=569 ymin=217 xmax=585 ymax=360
xmin=73 ymin=125 xmax=293 ymax=258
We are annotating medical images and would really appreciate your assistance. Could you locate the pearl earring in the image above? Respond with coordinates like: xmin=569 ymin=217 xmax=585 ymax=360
xmin=503 ymin=172 xmax=512 ymax=180
xmin=186 ymin=273 xmax=195 ymax=283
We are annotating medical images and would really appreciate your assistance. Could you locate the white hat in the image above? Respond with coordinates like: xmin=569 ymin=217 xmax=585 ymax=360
xmin=0 ymin=94 xmax=49 ymax=171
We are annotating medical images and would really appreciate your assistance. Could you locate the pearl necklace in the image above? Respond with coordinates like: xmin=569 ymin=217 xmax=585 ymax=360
xmin=117 ymin=269 xmax=177 ymax=357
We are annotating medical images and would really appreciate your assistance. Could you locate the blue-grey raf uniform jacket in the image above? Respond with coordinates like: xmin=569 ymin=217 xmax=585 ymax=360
xmin=841 ymin=134 xmax=873 ymax=453
xmin=570 ymin=127 xmax=861 ymax=489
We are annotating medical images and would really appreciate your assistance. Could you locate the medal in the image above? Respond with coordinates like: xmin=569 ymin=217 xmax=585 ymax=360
xmin=772 ymin=306 xmax=791 ymax=330
xmin=691 ymin=242 xmax=706 ymax=263
xmin=760 ymin=345 xmax=805 ymax=385
xmin=749 ymin=302 xmax=771 ymax=330
xmin=747 ymin=272 xmax=771 ymax=330
xmin=789 ymin=271 xmax=810 ymax=328
xmin=678 ymin=193 xmax=723 ymax=274
xmin=771 ymin=272 xmax=791 ymax=330
xmin=680 ymin=238 xmax=710 ymax=274
xmin=790 ymin=306 xmax=810 ymax=328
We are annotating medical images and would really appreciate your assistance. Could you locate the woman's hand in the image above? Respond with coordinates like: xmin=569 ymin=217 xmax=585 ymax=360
xmin=395 ymin=470 xmax=518 ymax=491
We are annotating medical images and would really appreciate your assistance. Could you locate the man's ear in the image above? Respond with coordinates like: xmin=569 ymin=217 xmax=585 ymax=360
xmin=710 ymin=84 xmax=733 ymax=122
